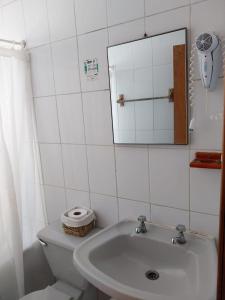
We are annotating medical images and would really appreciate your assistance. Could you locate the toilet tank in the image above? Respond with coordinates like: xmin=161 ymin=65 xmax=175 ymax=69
xmin=37 ymin=221 xmax=100 ymax=290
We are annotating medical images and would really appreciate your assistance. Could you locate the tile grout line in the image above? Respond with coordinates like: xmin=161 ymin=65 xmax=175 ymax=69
xmin=26 ymin=1 xmax=209 ymax=52
xmin=44 ymin=0 xmax=67 ymax=210
xmin=73 ymin=0 xmax=92 ymax=209
xmin=42 ymin=184 xmax=220 ymax=217
xmin=37 ymin=141 xmax=223 ymax=153
xmin=106 ymin=1 xmax=120 ymax=223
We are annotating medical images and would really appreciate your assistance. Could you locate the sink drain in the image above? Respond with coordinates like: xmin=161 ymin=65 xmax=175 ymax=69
xmin=145 ymin=270 xmax=159 ymax=281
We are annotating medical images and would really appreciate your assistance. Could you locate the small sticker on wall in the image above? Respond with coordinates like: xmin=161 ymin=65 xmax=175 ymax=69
xmin=84 ymin=58 xmax=99 ymax=80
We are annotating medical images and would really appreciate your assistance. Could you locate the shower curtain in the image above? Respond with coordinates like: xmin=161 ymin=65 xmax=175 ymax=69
xmin=0 ymin=47 xmax=46 ymax=300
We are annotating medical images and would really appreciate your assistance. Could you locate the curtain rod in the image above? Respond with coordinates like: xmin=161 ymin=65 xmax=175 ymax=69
xmin=0 ymin=38 xmax=26 ymax=48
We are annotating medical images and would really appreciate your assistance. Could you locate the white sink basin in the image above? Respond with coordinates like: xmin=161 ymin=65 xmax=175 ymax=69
xmin=73 ymin=220 xmax=217 ymax=300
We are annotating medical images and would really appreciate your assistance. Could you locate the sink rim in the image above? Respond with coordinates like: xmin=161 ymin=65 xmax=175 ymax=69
xmin=73 ymin=219 xmax=217 ymax=300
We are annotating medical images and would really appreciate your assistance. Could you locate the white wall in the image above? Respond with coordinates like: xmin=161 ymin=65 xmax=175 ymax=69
xmin=0 ymin=0 xmax=224 ymax=240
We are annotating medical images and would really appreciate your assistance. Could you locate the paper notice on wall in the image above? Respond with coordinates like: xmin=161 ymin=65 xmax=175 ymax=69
xmin=84 ymin=58 xmax=99 ymax=80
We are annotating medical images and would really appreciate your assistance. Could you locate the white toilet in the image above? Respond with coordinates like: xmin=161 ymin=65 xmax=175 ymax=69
xmin=20 ymin=221 xmax=100 ymax=300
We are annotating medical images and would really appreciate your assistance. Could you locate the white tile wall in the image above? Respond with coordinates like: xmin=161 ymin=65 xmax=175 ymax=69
xmin=90 ymin=193 xmax=118 ymax=228
xmin=190 ymin=79 xmax=224 ymax=150
xmin=87 ymin=146 xmax=116 ymax=196
xmin=151 ymin=205 xmax=189 ymax=228
xmin=75 ymin=0 xmax=107 ymax=35
xmin=35 ymin=97 xmax=60 ymax=143
xmin=3 ymin=0 xmax=223 ymax=239
xmin=145 ymin=0 xmax=189 ymax=16
xmin=116 ymin=146 xmax=149 ymax=202
xmin=40 ymin=144 xmax=64 ymax=187
xmin=190 ymin=168 xmax=221 ymax=215
xmin=66 ymin=189 xmax=90 ymax=209
xmin=190 ymin=150 xmax=221 ymax=215
xmin=47 ymin=0 xmax=76 ymax=42
xmin=108 ymin=19 xmax=145 ymax=45
xmin=83 ymin=90 xmax=113 ymax=145
xmin=44 ymin=186 xmax=66 ymax=223
xmin=62 ymin=145 xmax=89 ymax=191
xmin=51 ymin=38 xmax=80 ymax=94
xmin=107 ymin=0 xmax=144 ymax=26
xmin=0 ymin=0 xmax=16 ymax=6
xmin=2 ymin=0 xmax=25 ymax=40
xmin=0 ymin=9 xmax=4 ymax=38
xmin=30 ymin=45 xmax=55 ymax=97
xmin=145 ymin=7 xmax=190 ymax=36
xmin=190 ymin=0 xmax=225 ymax=39
xmin=23 ymin=0 xmax=49 ymax=47
xmin=57 ymin=93 xmax=85 ymax=144
xmin=190 ymin=212 xmax=219 ymax=239
xmin=78 ymin=29 xmax=109 ymax=92
xmin=118 ymin=198 xmax=150 ymax=221
xmin=149 ymin=148 xmax=189 ymax=210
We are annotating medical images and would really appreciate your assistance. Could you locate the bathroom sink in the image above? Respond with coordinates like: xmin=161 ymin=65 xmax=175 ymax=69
xmin=73 ymin=220 xmax=217 ymax=300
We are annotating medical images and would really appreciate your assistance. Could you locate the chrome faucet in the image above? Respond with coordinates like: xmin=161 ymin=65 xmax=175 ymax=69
xmin=136 ymin=215 xmax=147 ymax=234
xmin=172 ymin=224 xmax=187 ymax=245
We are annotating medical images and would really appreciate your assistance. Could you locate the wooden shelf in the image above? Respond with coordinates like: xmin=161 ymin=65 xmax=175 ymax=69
xmin=190 ymin=152 xmax=222 ymax=169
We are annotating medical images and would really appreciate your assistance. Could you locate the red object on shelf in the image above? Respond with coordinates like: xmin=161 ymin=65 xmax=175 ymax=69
xmin=190 ymin=152 xmax=222 ymax=169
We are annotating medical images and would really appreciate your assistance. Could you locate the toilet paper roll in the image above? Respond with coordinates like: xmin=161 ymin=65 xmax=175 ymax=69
xmin=61 ymin=207 xmax=96 ymax=228
xmin=67 ymin=207 xmax=88 ymax=219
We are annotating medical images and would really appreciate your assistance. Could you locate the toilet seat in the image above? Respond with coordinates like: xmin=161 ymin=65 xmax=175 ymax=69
xmin=20 ymin=290 xmax=45 ymax=300
xmin=20 ymin=281 xmax=82 ymax=300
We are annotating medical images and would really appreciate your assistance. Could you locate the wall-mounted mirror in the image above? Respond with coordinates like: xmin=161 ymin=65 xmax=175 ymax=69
xmin=108 ymin=28 xmax=188 ymax=145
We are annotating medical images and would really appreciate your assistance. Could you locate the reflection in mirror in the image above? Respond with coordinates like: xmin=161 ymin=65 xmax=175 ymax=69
xmin=108 ymin=28 xmax=188 ymax=145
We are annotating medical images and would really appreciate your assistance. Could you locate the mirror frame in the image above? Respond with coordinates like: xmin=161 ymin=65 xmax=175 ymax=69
xmin=107 ymin=27 xmax=189 ymax=146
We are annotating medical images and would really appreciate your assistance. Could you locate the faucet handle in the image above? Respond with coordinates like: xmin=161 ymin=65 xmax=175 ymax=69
xmin=138 ymin=215 xmax=147 ymax=223
xmin=176 ymin=224 xmax=186 ymax=233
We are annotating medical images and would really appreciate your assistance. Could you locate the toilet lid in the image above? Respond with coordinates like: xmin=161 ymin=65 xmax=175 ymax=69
xmin=20 ymin=286 xmax=73 ymax=300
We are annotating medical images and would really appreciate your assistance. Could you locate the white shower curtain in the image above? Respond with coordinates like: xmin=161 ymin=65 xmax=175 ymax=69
xmin=0 ymin=47 xmax=46 ymax=300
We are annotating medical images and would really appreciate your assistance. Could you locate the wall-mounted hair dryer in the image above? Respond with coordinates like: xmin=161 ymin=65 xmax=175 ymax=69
xmin=196 ymin=32 xmax=222 ymax=91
